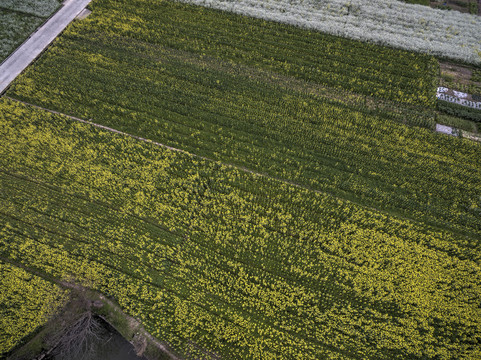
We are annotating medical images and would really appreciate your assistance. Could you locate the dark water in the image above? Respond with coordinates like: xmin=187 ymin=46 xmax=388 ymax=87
xmin=51 ymin=317 xmax=146 ymax=360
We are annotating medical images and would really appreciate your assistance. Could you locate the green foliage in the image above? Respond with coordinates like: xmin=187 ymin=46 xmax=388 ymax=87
xmin=472 ymin=69 xmax=481 ymax=82
xmin=468 ymin=1 xmax=478 ymax=14
xmin=437 ymin=100 xmax=481 ymax=122
xmin=0 ymin=0 xmax=62 ymax=63
xmin=9 ymin=0 xmax=461 ymax=239
xmin=0 ymin=99 xmax=480 ymax=359
xmin=14 ymin=0 xmax=438 ymax=107
xmin=0 ymin=0 xmax=61 ymax=17
xmin=439 ymin=69 xmax=481 ymax=98
xmin=437 ymin=113 xmax=478 ymax=133
xmin=1 ymin=1 xmax=479 ymax=358
xmin=399 ymin=0 xmax=430 ymax=5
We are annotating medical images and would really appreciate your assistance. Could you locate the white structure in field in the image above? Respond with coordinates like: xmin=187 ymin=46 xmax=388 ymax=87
xmin=453 ymin=91 xmax=468 ymax=99
xmin=182 ymin=0 xmax=481 ymax=64
xmin=436 ymin=124 xmax=457 ymax=136
xmin=436 ymin=87 xmax=481 ymax=110
xmin=436 ymin=124 xmax=481 ymax=142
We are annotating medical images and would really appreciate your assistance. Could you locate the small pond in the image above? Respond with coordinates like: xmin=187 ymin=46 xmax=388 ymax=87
xmin=48 ymin=316 xmax=146 ymax=360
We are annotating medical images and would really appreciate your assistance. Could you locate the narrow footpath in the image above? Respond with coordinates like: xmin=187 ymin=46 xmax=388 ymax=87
xmin=0 ymin=0 xmax=92 ymax=94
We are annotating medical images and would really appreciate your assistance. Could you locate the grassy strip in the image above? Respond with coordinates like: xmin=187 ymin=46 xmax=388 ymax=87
xmin=436 ymin=113 xmax=478 ymax=132
xmin=400 ymin=0 xmax=430 ymax=5
xmin=437 ymin=100 xmax=481 ymax=122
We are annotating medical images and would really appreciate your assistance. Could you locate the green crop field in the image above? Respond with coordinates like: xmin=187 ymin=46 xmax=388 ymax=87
xmin=0 ymin=9 xmax=43 ymax=62
xmin=0 ymin=0 xmax=61 ymax=62
xmin=1 ymin=0 xmax=481 ymax=359
xmin=11 ymin=0 xmax=438 ymax=107
xmin=12 ymin=1 xmax=474 ymax=238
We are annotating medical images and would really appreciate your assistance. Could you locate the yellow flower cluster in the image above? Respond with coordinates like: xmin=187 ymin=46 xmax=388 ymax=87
xmin=0 ymin=261 xmax=68 ymax=354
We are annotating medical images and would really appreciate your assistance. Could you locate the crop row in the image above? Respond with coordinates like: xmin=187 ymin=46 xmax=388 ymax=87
xmin=0 ymin=99 xmax=480 ymax=359
xmin=178 ymin=0 xmax=481 ymax=64
xmin=0 ymin=260 xmax=68 ymax=355
xmin=8 ymin=16 xmax=479 ymax=238
xmin=81 ymin=0 xmax=438 ymax=106
xmin=437 ymin=100 xmax=481 ymax=123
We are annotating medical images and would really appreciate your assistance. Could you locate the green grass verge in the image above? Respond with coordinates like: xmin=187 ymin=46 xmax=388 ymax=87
xmin=399 ymin=0 xmax=431 ymax=5
xmin=437 ymin=100 xmax=481 ymax=123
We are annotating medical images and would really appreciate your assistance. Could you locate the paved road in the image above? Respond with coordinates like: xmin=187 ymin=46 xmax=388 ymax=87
xmin=0 ymin=0 xmax=92 ymax=94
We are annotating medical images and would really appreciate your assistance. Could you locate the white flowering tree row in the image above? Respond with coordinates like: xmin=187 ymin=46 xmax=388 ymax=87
xmin=437 ymin=93 xmax=481 ymax=109
xmin=179 ymin=0 xmax=481 ymax=64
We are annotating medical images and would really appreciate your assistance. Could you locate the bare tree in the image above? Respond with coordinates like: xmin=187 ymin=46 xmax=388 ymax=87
xmin=45 ymin=289 xmax=104 ymax=360
xmin=49 ymin=311 xmax=102 ymax=360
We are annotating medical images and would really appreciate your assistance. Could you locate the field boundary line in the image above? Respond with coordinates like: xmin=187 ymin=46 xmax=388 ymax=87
xmin=4 ymin=96 xmax=201 ymax=157
xmin=5 ymin=96 xmax=479 ymax=241
xmin=3 ymin=97 xmax=331 ymax=184
xmin=0 ymin=0 xmax=92 ymax=95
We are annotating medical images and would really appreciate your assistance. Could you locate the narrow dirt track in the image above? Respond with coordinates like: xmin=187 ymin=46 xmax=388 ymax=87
xmin=0 ymin=0 xmax=92 ymax=94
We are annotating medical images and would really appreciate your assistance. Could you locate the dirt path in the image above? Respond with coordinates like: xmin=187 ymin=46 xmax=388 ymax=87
xmin=4 ymin=96 xmax=201 ymax=158
xmin=0 ymin=0 xmax=92 ymax=95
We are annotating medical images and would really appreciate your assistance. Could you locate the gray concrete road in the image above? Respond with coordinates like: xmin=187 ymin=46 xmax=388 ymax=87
xmin=0 ymin=0 xmax=92 ymax=95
